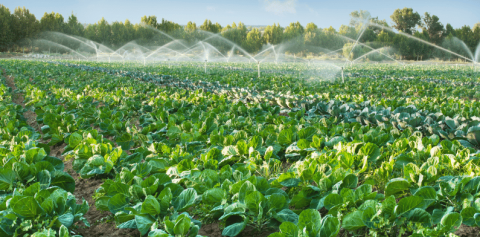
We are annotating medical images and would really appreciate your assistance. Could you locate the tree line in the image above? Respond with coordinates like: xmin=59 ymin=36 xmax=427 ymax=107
xmin=0 ymin=5 xmax=479 ymax=61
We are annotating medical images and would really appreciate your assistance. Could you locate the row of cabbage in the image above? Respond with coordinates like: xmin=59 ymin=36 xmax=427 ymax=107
xmin=0 ymin=68 xmax=89 ymax=236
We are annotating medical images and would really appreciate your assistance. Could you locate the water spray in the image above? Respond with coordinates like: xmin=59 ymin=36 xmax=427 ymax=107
xmin=204 ymin=59 xmax=207 ymax=74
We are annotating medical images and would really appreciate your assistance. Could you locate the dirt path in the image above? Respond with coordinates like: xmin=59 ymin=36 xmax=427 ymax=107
xmin=3 ymin=68 xmax=140 ymax=237
xmin=3 ymin=71 xmax=40 ymax=132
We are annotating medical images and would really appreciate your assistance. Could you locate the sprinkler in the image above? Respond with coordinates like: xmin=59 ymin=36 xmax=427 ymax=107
xmin=257 ymin=61 xmax=260 ymax=78
xmin=341 ymin=67 xmax=344 ymax=83
xmin=205 ymin=59 xmax=207 ymax=74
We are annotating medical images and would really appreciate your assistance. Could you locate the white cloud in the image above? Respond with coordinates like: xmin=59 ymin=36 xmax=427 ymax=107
xmin=206 ymin=6 xmax=216 ymax=12
xmin=263 ymin=0 xmax=298 ymax=15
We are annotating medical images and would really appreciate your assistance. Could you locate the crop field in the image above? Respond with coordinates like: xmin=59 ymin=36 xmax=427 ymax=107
xmin=2 ymin=59 xmax=480 ymax=237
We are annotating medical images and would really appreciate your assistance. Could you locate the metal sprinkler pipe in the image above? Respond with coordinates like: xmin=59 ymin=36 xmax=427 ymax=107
xmin=341 ymin=67 xmax=344 ymax=83
xmin=205 ymin=59 xmax=207 ymax=74
xmin=257 ymin=61 xmax=260 ymax=78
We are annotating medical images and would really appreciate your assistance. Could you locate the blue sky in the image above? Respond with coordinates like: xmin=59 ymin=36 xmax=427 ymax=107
xmin=3 ymin=0 xmax=479 ymax=29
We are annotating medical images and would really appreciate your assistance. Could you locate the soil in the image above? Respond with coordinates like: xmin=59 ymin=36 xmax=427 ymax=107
xmin=4 ymin=71 xmax=40 ymax=132
xmin=455 ymin=225 xmax=480 ymax=237
xmin=198 ymin=222 xmax=275 ymax=237
xmin=198 ymin=222 xmax=223 ymax=237
xmin=3 ymin=69 xmax=140 ymax=237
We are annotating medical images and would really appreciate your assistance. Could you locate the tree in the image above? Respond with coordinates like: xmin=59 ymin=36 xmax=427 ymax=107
xmin=445 ymin=23 xmax=456 ymax=37
xmin=349 ymin=10 xmax=371 ymax=32
xmin=141 ymin=15 xmax=158 ymax=28
xmin=157 ymin=18 xmax=181 ymax=33
xmin=342 ymin=42 xmax=367 ymax=60
xmin=338 ymin=25 xmax=357 ymax=40
xmin=263 ymin=23 xmax=283 ymax=45
xmin=421 ymin=12 xmax=444 ymax=44
xmin=184 ymin=21 xmax=197 ymax=42
xmin=243 ymin=28 xmax=263 ymax=53
xmin=369 ymin=17 xmax=389 ymax=34
xmin=475 ymin=22 xmax=480 ymax=31
xmin=320 ymin=26 xmax=343 ymax=50
xmin=40 ymin=12 xmax=65 ymax=32
xmin=96 ymin=17 xmax=111 ymax=45
xmin=200 ymin=19 xmax=222 ymax=33
xmin=283 ymin=21 xmax=304 ymax=41
xmin=110 ymin=21 xmax=126 ymax=47
xmin=361 ymin=28 xmax=377 ymax=43
xmin=84 ymin=24 xmax=98 ymax=42
xmin=11 ymin=7 xmax=40 ymax=51
xmin=65 ymin=13 xmax=84 ymax=36
xmin=439 ymin=34 xmax=471 ymax=60
xmin=221 ymin=22 xmax=247 ymax=47
xmin=0 ymin=5 xmax=13 ymax=51
xmin=455 ymin=25 xmax=475 ymax=51
xmin=393 ymin=31 xmax=429 ymax=60
xmin=348 ymin=10 xmax=381 ymax=42
xmin=184 ymin=21 xmax=196 ymax=33
xmin=124 ymin=19 xmax=136 ymax=42
xmin=304 ymin=22 xmax=321 ymax=46
xmin=390 ymin=8 xmax=421 ymax=34
xmin=377 ymin=30 xmax=392 ymax=44
xmin=473 ymin=23 xmax=480 ymax=50
xmin=134 ymin=21 xmax=155 ymax=45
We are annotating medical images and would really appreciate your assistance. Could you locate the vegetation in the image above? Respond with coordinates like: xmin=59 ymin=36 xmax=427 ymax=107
xmin=0 ymin=5 xmax=479 ymax=60
xmin=0 ymin=58 xmax=480 ymax=237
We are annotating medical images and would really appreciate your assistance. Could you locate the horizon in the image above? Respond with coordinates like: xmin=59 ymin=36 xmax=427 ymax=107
xmin=2 ymin=0 xmax=479 ymax=30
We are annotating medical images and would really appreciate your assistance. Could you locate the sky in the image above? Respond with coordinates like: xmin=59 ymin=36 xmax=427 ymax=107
xmin=3 ymin=0 xmax=479 ymax=29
